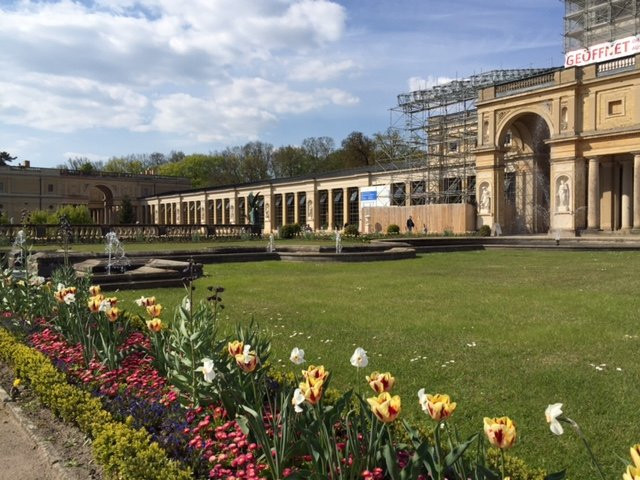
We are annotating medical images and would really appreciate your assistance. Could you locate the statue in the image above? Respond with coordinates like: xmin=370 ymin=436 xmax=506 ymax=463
xmin=480 ymin=184 xmax=491 ymax=214
xmin=307 ymin=199 xmax=313 ymax=217
xmin=247 ymin=192 xmax=261 ymax=224
xmin=557 ymin=178 xmax=569 ymax=213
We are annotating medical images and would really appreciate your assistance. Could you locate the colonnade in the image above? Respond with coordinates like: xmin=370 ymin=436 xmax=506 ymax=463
xmin=586 ymin=153 xmax=640 ymax=231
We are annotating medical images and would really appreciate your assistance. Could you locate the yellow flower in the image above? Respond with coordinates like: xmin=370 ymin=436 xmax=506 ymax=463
xmin=16 ymin=280 xmax=25 ymax=287
xmin=299 ymin=379 xmax=324 ymax=405
xmin=87 ymin=296 xmax=102 ymax=313
xmin=235 ymin=345 xmax=258 ymax=373
xmin=146 ymin=304 xmax=163 ymax=317
xmin=53 ymin=289 xmax=65 ymax=303
xmin=146 ymin=318 xmax=163 ymax=333
xmin=302 ymin=365 xmax=329 ymax=386
xmin=227 ymin=340 xmax=244 ymax=357
xmin=367 ymin=392 xmax=402 ymax=423
xmin=624 ymin=465 xmax=640 ymax=480
xmin=418 ymin=390 xmax=456 ymax=421
xmin=366 ymin=371 xmax=395 ymax=393
xmin=631 ymin=444 xmax=640 ymax=469
xmin=106 ymin=307 xmax=121 ymax=322
xmin=12 ymin=378 xmax=21 ymax=388
xmin=107 ymin=297 xmax=118 ymax=306
xmin=89 ymin=285 xmax=101 ymax=296
xmin=483 ymin=416 xmax=517 ymax=449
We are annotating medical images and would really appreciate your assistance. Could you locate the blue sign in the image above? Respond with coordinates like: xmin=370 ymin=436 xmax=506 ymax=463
xmin=360 ymin=191 xmax=377 ymax=201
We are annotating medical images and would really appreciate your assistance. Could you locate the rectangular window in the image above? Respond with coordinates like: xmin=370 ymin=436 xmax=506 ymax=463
xmin=297 ymin=192 xmax=306 ymax=226
xmin=318 ymin=190 xmax=329 ymax=229
xmin=274 ymin=194 xmax=283 ymax=228
xmin=47 ymin=184 xmax=54 ymax=193
xmin=467 ymin=176 xmax=476 ymax=205
xmin=410 ymin=181 xmax=426 ymax=205
xmin=237 ymin=198 xmax=245 ymax=224
xmin=0 ymin=183 xmax=3 ymax=193
xmin=285 ymin=193 xmax=295 ymax=224
xmin=391 ymin=183 xmax=406 ymax=206
xmin=505 ymin=172 xmax=516 ymax=205
xmin=332 ymin=189 xmax=344 ymax=228
xmin=443 ymin=178 xmax=462 ymax=204
xmin=348 ymin=187 xmax=359 ymax=226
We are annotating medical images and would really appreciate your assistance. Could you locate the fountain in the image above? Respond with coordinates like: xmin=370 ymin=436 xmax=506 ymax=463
xmin=105 ymin=231 xmax=130 ymax=275
xmin=335 ymin=231 xmax=343 ymax=254
xmin=9 ymin=230 xmax=27 ymax=279
xmin=267 ymin=233 xmax=275 ymax=253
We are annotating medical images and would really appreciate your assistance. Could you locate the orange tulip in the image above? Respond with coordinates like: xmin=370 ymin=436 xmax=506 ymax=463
xmin=302 ymin=365 xmax=329 ymax=386
xmin=299 ymin=379 xmax=324 ymax=405
xmin=87 ymin=296 xmax=102 ymax=313
xmin=146 ymin=304 xmax=163 ymax=317
xmin=89 ymin=285 xmax=101 ymax=296
xmin=483 ymin=416 xmax=517 ymax=449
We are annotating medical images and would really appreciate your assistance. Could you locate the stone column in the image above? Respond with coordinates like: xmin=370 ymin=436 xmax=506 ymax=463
xmin=634 ymin=154 xmax=640 ymax=230
xmin=293 ymin=192 xmax=300 ymax=224
xmin=622 ymin=161 xmax=632 ymax=230
xmin=587 ymin=158 xmax=600 ymax=230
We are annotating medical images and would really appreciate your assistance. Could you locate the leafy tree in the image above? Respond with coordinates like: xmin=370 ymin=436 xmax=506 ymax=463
xmin=52 ymin=205 xmax=93 ymax=224
xmin=373 ymin=128 xmax=420 ymax=165
xmin=334 ymin=131 xmax=376 ymax=168
xmin=103 ymin=156 xmax=145 ymax=174
xmin=0 ymin=151 xmax=17 ymax=166
xmin=158 ymin=154 xmax=225 ymax=188
xmin=240 ymin=141 xmax=273 ymax=182
xmin=272 ymin=145 xmax=312 ymax=178
xmin=118 ymin=196 xmax=136 ymax=224
xmin=302 ymin=136 xmax=335 ymax=172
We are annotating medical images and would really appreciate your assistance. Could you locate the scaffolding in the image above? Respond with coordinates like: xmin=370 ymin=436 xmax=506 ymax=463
xmin=385 ymin=69 xmax=556 ymax=206
xmin=564 ymin=0 xmax=640 ymax=53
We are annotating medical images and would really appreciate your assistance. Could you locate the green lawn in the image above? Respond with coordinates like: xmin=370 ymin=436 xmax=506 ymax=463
xmin=113 ymin=249 xmax=640 ymax=479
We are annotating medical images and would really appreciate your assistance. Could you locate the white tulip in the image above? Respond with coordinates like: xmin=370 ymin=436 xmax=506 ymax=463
xmin=196 ymin=358 xmax=217 ymax=382
xmin=290 ymin=347 xmax=305 ymax=365
xmin=292 ymin=388 xmax=306 ymax=413
xmin=350 ymin=347 xmax=368 ymax=368
xmin=545 ymin=403 xmax=564 ymax=435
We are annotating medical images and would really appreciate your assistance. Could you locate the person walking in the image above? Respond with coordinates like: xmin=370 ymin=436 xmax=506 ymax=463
xmin=406 ymin=215 xmax=415 ymax=232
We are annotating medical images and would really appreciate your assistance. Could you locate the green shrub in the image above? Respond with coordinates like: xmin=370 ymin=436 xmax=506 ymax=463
xmin=478 ymin=224 xmax=492 ymax=237
xmin=280 ymin=223 xmax=301 ymax=239
xmin=343 ymin=224 xmax=359 ymax=236
xmin=387 ymin=224 xmax=400 ymax=234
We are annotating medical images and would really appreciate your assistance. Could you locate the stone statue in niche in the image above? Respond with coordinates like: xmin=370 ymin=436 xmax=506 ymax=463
xmin=557 ymin=177 xmax=570 ymax=213
xmin=307 ymin=199 xmax=313 ymax=217
xmin=479 ymin=183 xmax=491 ymax=214
xmin=264 ymin=202 xmax=270 ymax=218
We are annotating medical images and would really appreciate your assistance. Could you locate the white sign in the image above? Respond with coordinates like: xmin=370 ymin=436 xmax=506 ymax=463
xmin=360 ymin=185 xmax=390 ymax=207
xmin=565 ymin=35 xmax=640 ymax=68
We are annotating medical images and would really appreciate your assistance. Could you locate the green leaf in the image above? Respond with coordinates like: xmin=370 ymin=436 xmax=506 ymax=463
xmin=383 ymin=443 xmax=400 ymax=480
xmin=444 ymin=432 xmax=478 ymax=467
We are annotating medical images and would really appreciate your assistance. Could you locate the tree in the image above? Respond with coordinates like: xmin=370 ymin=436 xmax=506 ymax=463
xmin=0 ymin=151 xmax=17 ymax=166
xmin=337 ymin=131 xmax=376 ymax=168
xmin=272 ymin=145 xmax=312 ymax=178
xmin=240 ymin=141 xmax=273 ymax=182
xmin=118 ymin=196 xmax=136 ymax=224
xmin=373 ymin=128 xmax=420 ymax=165
xmin=302 ymin=137 xmax=335 ymax=172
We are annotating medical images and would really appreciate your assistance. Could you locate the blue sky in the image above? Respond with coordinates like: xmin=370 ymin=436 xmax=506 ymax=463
xmin=0 ymin=0 xmax=564 ymax=168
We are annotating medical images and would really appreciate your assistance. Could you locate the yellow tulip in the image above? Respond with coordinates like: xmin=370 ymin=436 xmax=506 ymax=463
xmin=89 ymin=285 xmax=101 ymax=296
xmin=299 ymin=379 xmax=325 ymax=405
xmin=146 ymin=318 xmax=163 ymax=333
xmin=366 ymin=371 xmax=395 ymax=393
xmin=146 ymin=304 xmax=163 ymax=317
xmin=12 ymin=378 xmax=21 ymax=388
xmin=367 ymin=392 xmax=402 ymax=423
xmin=631 ymin=445 xmax=640 ymax=469
xmin=235 ymin=350 xmax=258 ymax=373
xmin=483 ymin=416 xmax=517 ymax=449
xmin=228 ymin=340 xmax=244 ymax=356
xmin=624 ymin=465 xmax=640 ymax=480
xmin=87 ymin=296 xmax=102 ymax=313
xmin=106 ymin=307 xmax=121 ymax=322
xmin=302 ymin=365 xmax=329 ymax=386
xmin=424 ymin=393 xmax=457 ymax=421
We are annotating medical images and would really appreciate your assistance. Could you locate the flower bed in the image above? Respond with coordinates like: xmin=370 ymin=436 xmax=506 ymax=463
xmin=2 ymin=247 xmax=640 ymax=480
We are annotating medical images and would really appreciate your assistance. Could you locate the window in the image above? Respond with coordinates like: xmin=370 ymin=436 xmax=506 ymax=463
xmin=348 ymin=187 xmax=359 ymax=226
xmin=505 ymin=172 xmax=516 ymax=205
xmin=285 ymin=193 xmax=295 ymax=224
xmin=318 ymin=190 xmax=329 ymax=228
xmin=608 ymin=99 xmax=623 ymax=116
xmin=47 ymin=184 xmax=54 ymax=193
xmin=443 ymin=177 xmax=461 ymax=203
xmin=297 ymin=193 xmax=306 ymax=226
xmin=237 ymin=198 xmax=245 ymax=224
xmin=448 ymin=141 xmax=458 ymax=152
xmin=466 ymin=176 xmax=476 ymax=205
xmin=0 ymin=183 xmax=3 ymax=193
xmin=332 ymin=189 xmax=344 ymax=228
xmin=503 ymin=130 xmax=512 ymax=146
xmin=410 ymin=181 xmax=426 ymax=205
xmin=274 ymin=194 xmax=283 ymax=228
xmin=391 ymin=183 xmax=406 ymax=206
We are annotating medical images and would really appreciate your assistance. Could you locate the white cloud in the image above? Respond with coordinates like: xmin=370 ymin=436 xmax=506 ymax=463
xmin=289 ymin=59 xmax=358 ymax=82
xmin=0 ymin=0 xmax=354 ymax=142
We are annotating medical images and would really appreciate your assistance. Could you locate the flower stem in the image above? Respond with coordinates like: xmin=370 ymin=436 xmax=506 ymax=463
xmin=500 ymin=448 xmax=506 ymax=480
xmin=566 ymin=418 xmax=606 ymax=480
